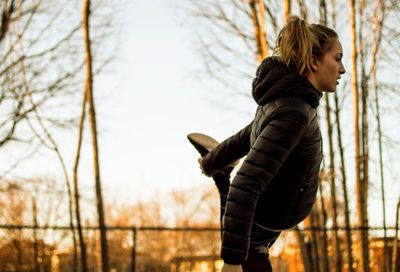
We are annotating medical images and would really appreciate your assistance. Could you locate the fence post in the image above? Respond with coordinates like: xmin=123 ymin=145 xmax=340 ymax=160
xmin=32 ymin=196 xmax=40 ymax=272
xmin=131 ymin=227 xmax=137 ymax=272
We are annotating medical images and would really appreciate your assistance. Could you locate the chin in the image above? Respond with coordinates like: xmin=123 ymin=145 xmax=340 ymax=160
xmin=326 ymin=85 xmax=337 ymax=92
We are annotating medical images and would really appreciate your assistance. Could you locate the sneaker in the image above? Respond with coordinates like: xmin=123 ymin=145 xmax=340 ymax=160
xmin=187 ymin=133 xmax=219 ymax=157
xmin=187 ymin=133 xmax=238 ymax=172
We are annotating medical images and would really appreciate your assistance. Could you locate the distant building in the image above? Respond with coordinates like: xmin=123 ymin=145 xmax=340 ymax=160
xmin=170 ymin=255 xmax=223 ymax=272
xmin=0 ymin=238 xmax=53 ymax=272
xmin=369 ymin=237 xmax=400 ymax=271
xmin=274 ymin=235 xmax=400 ymax=272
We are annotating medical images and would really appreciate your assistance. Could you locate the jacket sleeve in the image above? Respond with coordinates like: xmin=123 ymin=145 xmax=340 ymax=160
xmin=201 ymin=122 xmax=253 ymax=176
xmin=220 ymin=106 xmax=310 ymax=265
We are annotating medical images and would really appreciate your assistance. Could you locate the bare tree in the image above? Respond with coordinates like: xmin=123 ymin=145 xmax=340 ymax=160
xmin=0 ymin=0 xmax=84 ymax=154
xmin=73 ymin=86 xmax=89 ymax=272
xmin=0 ymin=0 xmax=16 ymax=43
xmin=83 ymin=0 xmax=109 ymax=271
xmin=319 ymin=2 xmax=342 ymax=270
xmin=294 ymin=226 xmax=312 ymax=272
xmin=257 ymin=0 xmax=269 ymax=57
xmin=317 ymin=180 xmax=330 ymax=272
xmin=356 ymin=1 xmax=391 ymax=271
xmin=0 ymin=0 xmax=116 ymax=180
xmin=370 ymin=1 xmax=390 ymax=271
xmin=248 ymin=0 xmax=269 ymax=61
xmin=23 ymin=84 xmax=78 ymax=271
xmin=328 ymin=3 xmax=355 ymax=265
xmin=181 ymin=0 xmax=278 ymax=103
xmin=308 ymin=210 xmax=322 ymax=271
xmin=284 ymin=0 xmax=291 ymax=22
xmin=323 ymin=96 xmax=342 ymax=271
xmin=333 ymin=87 xmax=355 ymax=271
xmin=347 ymin=0 xmax=371 ymax=271
xmin=14 ymin=9 xmax=81 ymax=268
xmin=32 ymin=196 xmax=40 ymax=272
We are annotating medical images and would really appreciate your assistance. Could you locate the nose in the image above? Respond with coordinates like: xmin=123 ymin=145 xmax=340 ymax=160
xmin=339 ymin=63 xmax=346 ymax=74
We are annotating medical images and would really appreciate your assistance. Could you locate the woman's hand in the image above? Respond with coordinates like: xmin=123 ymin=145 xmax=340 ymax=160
xmin=221 ymin=263 xmax=243 ymax=272
xmin=198 ymin=157 xmax=212 ymax=177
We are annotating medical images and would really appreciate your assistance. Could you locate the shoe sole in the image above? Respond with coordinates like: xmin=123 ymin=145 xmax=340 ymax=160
xmin=187 ymin=132 xmax=219 ymax=157
xmin=187 ymin=132 xmax=238 ymax=169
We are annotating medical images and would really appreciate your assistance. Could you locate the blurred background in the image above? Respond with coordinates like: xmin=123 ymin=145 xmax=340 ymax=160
xmin=1 ymin=0 xmax=400 ymax=271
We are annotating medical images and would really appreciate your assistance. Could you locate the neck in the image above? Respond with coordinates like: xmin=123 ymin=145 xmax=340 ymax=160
xmin=305 ymin=74 xmax=322 ymax=92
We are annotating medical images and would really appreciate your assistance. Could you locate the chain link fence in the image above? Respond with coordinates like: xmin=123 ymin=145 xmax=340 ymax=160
xmin=0 ymin=224 xmax=399 ymax=272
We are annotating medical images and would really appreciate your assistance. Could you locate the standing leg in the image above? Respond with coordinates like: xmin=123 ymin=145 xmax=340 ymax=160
xmin=241 ymin=224 xmax=280 ymax=272
xmin=242 ymin=252 xmax=273 ymax=272
xmin=212 ymin=171 xmax=277 ymax=272
xmin=212 ymin=169 xmax=232 ymax=223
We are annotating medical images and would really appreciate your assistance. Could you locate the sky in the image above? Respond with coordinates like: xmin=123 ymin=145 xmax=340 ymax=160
xmin=84 ymin=0 xmax=253 ymax=203
xmin=0 ymin=0 xmax=253 ymax=206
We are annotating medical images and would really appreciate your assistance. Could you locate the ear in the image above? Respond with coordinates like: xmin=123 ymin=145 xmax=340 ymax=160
xmin=310 ymin=56 xmax=318 ymax=72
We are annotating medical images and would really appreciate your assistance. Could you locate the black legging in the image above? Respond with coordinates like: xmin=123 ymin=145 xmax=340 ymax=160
xmin=213 ymin=172 xmax=279 ymax=272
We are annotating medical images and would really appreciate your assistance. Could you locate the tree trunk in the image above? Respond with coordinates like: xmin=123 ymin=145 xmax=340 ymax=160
xmin=329 ymin=1 xmax=354 ymax=269
xmin=294 ymin=226 xmax=312 ymax=272
xmin=257 ymin=0 xmax=268 ymax=57
xmin=348 ymin=0 xmax=368 ymax=270
xmin=324 ymin=95 xmax=342 ymax=271
xmin=32 ymin=197 xmax=40 ymax=272
xmin=0 ymin=0 xmax=15 ymax=43
xmin=73 ymin=90 xmax=89 ymax=272
xmin=317 ymin=184 xmax=330 ymax=272
xmin=334 ymin=90 xmax=355 ymax=272
xmin=308 ymin=212 xmax=321 ymax=271
xmin=83 ymin=0 xmax=109 ymax=271
xmin=13 ymin=238 xmax=23 ymax=272
xmin=358 ymin=3 xmax=371 ymax=270
xmin=373 ymin=37 xmax=389 ymax=272
xmin=361 ymin=64 xmax=371 ymax=271
xmin=319 ymin=2 xmax=341 ymax=269
xmin=283 ymin=0 xmax=291 ymax=23
xmin=371 ymin=1 xmax=389 ymax=270
xmin=248 ymin=0 xmax=268 ymax=62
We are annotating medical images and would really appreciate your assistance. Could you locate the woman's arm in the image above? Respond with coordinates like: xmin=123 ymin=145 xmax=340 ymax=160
xmin=220 ymin=106 xmax=311 ymax=265
xmin=201 ymin=122 xmax=253 ymax=176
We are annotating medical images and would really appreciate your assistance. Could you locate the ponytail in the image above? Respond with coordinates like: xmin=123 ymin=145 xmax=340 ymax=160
xmin=273 ymin=16 xmax=338 ymax=76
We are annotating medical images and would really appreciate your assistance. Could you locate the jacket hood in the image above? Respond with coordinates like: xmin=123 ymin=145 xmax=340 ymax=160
xmin=252 ymin=57 xmax=322 ymax=107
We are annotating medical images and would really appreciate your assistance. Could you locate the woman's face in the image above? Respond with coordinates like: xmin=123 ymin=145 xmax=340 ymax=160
xmin=312 ymin=38 xmax=346 ymax=92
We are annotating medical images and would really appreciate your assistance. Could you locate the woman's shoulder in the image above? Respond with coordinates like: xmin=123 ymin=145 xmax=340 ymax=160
xmin=264 ymin=96 xmax=313 ymax=116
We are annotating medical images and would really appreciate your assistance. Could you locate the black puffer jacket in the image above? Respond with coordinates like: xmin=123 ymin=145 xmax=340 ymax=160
xmin=201 ymin=57 xmax=323 ymax=265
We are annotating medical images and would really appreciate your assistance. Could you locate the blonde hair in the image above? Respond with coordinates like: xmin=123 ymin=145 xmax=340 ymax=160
xmin=273 ymin=16 xmax=338 ymax=76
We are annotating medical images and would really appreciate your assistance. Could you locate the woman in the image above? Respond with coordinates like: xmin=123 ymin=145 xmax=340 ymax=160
xmin=197 ymin=16 xmax=346 ymax=272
